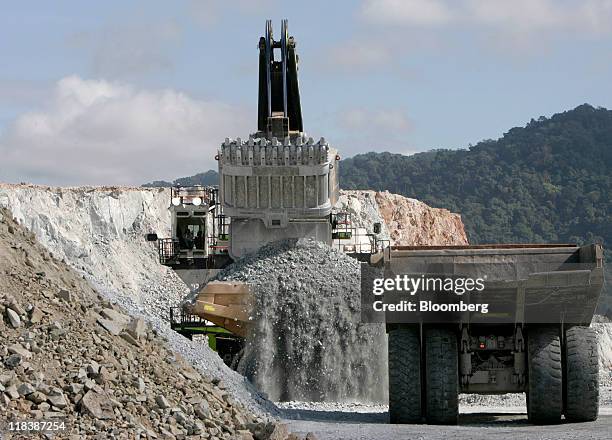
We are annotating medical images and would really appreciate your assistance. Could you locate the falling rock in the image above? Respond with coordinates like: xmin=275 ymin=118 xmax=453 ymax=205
xmin=6 ymin=308 xmax=21 ymax=328
xmin=133 ymin=377 xmax=145 ymax=393
xmin=80 ymin=390 xmax=115 ymax=420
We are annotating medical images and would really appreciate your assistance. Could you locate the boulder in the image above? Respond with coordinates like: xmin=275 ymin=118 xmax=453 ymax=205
xmin=100 ymin=308 xmax=129 ymax=324
xmin=126 ymin=317 xmax=146 ymax=340
xmin=4 ymin=354 xmax=23 ymax=369
xmin=194 ymin=401 xmax=210 ymax=420
xmin=57 ymin=289 xmax=73 ymax=302
xmin=17 ymin=382 xmax=36 ymax=396
xmin=96 ymin=317 xmax=124 ymax=336
xmin=8 ymin=344 xmax=32 ymax=359
xmin=47 ymin=392 xmax=68 ymax=409
xmin=29 ymin=306 xmax=44 ymax=324
xmin=155 ymin=394 xmax=171 ymax=409
xmin=80 ymin=390 xmax=115 ymax=420
xmin=6 ymin=308 xmax=21 ymax=328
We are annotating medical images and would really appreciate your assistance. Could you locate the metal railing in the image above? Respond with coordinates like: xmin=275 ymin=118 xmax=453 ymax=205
xmin=158 ymin=238 xmax=180 ymax=264
xmin=335 ymin=236 xmax=390 ymax=255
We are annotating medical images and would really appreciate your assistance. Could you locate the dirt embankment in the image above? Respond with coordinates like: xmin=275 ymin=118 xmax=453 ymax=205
xmin=0 ymin=208 xmax=274 ymax=438
xmin=337 ymin=190 xmax=468 ymax=246
xmin=373 ymin=191 xmax=468 ymax=246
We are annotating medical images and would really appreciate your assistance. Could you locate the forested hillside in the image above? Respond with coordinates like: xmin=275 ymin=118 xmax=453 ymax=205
xmin=340 ymin=104 xmax=611 ymax=249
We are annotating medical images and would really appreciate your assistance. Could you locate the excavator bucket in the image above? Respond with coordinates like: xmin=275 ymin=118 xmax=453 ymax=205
xmin=182 ymin=281 xmax=253 ymax=338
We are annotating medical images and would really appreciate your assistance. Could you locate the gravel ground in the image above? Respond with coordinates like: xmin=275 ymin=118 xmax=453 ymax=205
xmin=284 ymin=414 xmax=612 ymax=440
xmin=280 ymin=402 xmax=612 ymax=440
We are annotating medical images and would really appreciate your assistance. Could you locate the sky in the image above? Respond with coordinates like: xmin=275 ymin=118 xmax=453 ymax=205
xmin=1 ymin=0 xmax=612 ymax=185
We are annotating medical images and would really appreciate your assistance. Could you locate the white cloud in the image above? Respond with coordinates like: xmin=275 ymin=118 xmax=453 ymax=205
xmin=361 ymin=0 xmax=453 ymax=26
xmin=465 ymin=0 xmax=612 ymax=34
xmin=338 ymin=0 xmax=612 ymax=68
xmin=360 ymin=0 xmax=612 ymax=35
xmin=0 ymin=76 xmax=251 ymax=186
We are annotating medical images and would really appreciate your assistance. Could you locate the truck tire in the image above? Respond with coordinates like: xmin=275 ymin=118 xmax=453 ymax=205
xmin=388 ymin=327 xmax=422 ymax=423
xmin=565 ymin=326 xmax=599 ymax=422
xmin=424 ymin=328 xmax=458 ymax=425
xmin=527 ymin=326 xmax=562 ymax=424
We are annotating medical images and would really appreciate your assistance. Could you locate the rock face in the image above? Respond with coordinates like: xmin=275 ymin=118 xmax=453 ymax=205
xmin=0 ymin=183 xmax=178 ymax=319
xmin=374 ymin=191 xmax=468 ymax=245
xmin=336 ymin=190 xmax=468 ymax=246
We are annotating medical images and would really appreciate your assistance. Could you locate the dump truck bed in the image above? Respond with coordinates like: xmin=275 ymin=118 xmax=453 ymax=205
xmin=380 ymin=243 xmax=604 ymax=325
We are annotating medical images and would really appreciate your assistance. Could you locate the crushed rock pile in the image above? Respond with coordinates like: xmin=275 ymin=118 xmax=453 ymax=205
xmin=0 ymin=208 xmax=316 ymax=440
xmin=0 ymin=184 xmax=271 ymax=416
xmin=216 ymin=239 xmax=388 ymax=403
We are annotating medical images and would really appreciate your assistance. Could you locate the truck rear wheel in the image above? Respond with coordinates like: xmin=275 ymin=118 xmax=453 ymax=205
xmin=424 ymin=328 xmax=458 ymax=425
xmin=388 ymin=327 xmax=422 ymax=423
xmin=527 ymin=326 xmax=562 ymax=424
xmin=564 ymin=326 xmax=599 ymax=422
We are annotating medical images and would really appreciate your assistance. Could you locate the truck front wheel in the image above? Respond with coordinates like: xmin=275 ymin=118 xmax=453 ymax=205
xmin=564 ymin=326 xmax=599 ymax=422
xmin=527 ymin=326 xmax=562 ymax=424
xmin=424 ymin=327 xmax=458 ymax=425
xmin=388 ymin=327 xmax=422 ymax=423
